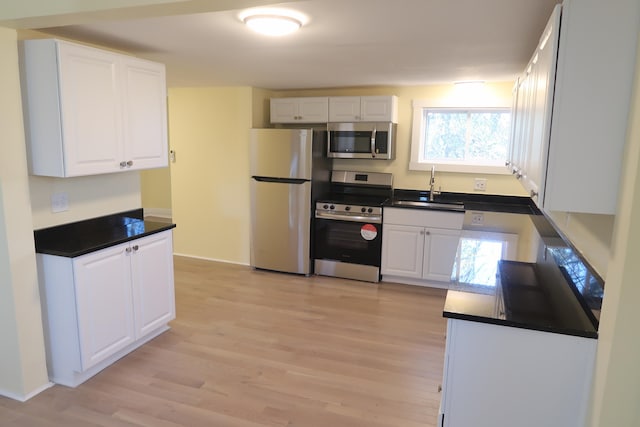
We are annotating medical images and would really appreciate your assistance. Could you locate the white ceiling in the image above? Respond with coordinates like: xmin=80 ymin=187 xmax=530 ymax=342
xmin=34 ymin=0 xmax=560 ymax=89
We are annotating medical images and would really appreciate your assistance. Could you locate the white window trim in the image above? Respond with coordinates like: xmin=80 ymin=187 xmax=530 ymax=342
xmin=410 ymin=100 xmax=512 ymax=175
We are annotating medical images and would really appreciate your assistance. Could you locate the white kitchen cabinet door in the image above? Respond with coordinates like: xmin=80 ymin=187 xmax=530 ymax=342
xmin=270 ymin=97 xmax=328 ymax=123
xmin=423 ymin=228 xmax=461 ymax=282
xmin=360 ymin=96 xmax=398 ymax=122
xmin=520 ymin=6 xmax=560 ymax=204
xmin=57 ymin=42 xmax=123 ymax=176
xmin=21 ymin=40 xmax=123 ymax=177
xmin=73 ymin=243 xmax=136 ymax=371
xmin=329 ymin=96 xmax=398 ymax=122
xmin=121 ymin=57 xmax=168 ymax=171
xmin=328 ymin=96 xmax=362 ymax=121
xmin=381 ymin=224 xmax=424 ymax=278
xmin=130 ymin=231 xmax=176 ymax=338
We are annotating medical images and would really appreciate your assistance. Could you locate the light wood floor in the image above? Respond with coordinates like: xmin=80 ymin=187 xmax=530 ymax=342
xmin=0 ymin=256 xmax=448 ymax=427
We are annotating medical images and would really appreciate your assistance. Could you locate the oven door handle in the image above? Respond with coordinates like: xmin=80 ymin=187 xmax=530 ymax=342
xmin=316 ymin=211 xmax=382 ymax=224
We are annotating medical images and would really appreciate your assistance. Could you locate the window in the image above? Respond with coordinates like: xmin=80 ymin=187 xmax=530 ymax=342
xmin=410 ymin=105 xmax=512 ymax=174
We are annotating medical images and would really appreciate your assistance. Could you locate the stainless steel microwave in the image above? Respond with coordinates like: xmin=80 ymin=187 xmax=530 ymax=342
xmin=327 ymin=122 xmax=396 ymax=160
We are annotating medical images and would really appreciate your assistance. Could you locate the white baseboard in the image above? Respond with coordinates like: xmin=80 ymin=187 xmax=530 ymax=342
xmin=173 ymin=252 xmax=249 ymax=266
xmin=144 ymin=208 xmax=172 ymax=219
xmin=0 ymin=381 xmax=54 ymax=402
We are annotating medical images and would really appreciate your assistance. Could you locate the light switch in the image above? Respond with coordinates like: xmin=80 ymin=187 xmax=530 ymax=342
xmin=51 ymin=192 xmax=69 ymax=213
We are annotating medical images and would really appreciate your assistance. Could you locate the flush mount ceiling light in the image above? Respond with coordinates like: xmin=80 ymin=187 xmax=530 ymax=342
xmin=240 ymin=8 xmax=306 ymax=36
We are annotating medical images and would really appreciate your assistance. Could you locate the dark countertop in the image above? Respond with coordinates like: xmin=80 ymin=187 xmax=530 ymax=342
xmin=34 ymin=209 xmax=176 ymax=258
xmin=387 ymin=189 xmax=602 ymax=339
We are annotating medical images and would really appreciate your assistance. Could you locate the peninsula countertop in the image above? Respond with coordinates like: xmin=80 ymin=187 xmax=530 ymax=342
xmin=387 ymin=189 xmax=602 ymax=339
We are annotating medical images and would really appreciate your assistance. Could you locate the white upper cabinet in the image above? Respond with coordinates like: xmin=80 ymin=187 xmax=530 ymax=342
xmin=329 ymin=96 xmax=398 ymax=122
xmin=20 ymin=39 xmax=168 ymax=177
xmin=511 ymin=0 xmax=639 ymax=214
xmin=121 ymin=56 xmax=169 ymax=172
xmin=270 ymin=97 xmax=329 ymax=123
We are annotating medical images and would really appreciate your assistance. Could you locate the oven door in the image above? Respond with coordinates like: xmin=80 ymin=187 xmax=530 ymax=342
xmin=314 ymin=217 xmax=382 ymax=266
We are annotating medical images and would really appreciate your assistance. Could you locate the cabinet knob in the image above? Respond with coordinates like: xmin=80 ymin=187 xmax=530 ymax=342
xmin=437 ymin=384 xmax=442 ymax=393
xmin=530 ymin=190 xmax=538 ymax=198
xmin=132 ymin=245 xmax=139 ymax=251
xmin=425 ymin=230 xmax=430 ymax=235
xmin=505 ymin=161 xmax=511 ymax=167
xmin=120 ymin=161 xmax=127 ymax=168
xmin=125 ymin=247 xmax=132 ymax=253
xmin=126 ymin=160 xmax=133 ymax=167
xmin=516 ymin=171 xmax=523 ymax=179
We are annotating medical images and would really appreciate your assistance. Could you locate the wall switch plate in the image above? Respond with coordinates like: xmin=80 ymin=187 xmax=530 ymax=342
xmin=474 ymin=178 xmax=487 ymax=191
xmin=471 ymin=212 xmax=484 ymax=225
xmin=51 ymin=192 xmax=69 ymax=213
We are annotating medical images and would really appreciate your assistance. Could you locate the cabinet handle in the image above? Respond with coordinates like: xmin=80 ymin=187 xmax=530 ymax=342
xmin=119 ymin=161 xmax=127 ymax=168
xmin=126 ymin=160 xmax=133 ymax=167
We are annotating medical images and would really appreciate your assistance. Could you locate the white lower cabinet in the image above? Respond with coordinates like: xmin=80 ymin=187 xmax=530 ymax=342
xmin=381 ymin=207 xmax=463 ymax=286
xmin=439 ymin=319 xmax=596 ymax=427
xmin=38 ymin=230 xmax=175 ymax=387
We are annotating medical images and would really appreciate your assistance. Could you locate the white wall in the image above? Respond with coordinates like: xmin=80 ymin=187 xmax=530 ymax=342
xmin=0 ymin=26 xmax=49 ymax=401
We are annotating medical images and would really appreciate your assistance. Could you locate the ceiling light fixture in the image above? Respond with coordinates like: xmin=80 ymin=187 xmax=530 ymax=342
xmin=243 ymin=14 xmax=302 ymax=36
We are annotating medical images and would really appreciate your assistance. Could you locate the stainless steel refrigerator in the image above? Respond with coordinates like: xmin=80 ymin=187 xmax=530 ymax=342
xmin=249 ymin=128 xmax=331 ymax=275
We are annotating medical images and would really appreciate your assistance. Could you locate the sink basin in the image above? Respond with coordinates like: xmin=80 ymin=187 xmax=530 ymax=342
xmin=392 ymin=200 xmax=465 ymax=211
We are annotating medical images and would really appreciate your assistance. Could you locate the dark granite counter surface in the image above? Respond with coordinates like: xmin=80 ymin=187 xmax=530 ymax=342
xmin=34 ymin=209 xmax=176 ymax=258
xmin=386 ymin=190 xmax=602 ymax=339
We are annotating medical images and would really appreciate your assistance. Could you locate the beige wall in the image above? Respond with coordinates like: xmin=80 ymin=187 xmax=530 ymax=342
xmin=139 ymin=86 xmax=274 ymax=217
xmin=30 ymin=173 xmax=141 ymax=229
xmin=0 ymin=26 xmax=49 ymax=400
xmin=589 ymin=32 xmax=640 ymax=426
xmin=140 ymin=168 xmax=172 ymax=213
xmin=273 ymin=83 xmax=528 ymax=196
xmin=168 ymin=86 xmax=256 ymax=263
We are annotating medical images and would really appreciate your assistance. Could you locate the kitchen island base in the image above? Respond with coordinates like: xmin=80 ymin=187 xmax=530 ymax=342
xmin=439 ymin=317 xmax=596 ymax=427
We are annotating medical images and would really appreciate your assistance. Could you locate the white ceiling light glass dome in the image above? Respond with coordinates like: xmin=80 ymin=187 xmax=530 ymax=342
xmin=240 ymin=8 xmax=307 ymax=36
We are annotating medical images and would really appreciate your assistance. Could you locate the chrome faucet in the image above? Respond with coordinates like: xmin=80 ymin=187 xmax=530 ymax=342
xmin=429 ymin=165 xmax=441 ymax=201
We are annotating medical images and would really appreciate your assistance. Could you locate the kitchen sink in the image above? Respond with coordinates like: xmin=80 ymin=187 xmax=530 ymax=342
xmin=392 ymin=200 xmax=465 ymax=211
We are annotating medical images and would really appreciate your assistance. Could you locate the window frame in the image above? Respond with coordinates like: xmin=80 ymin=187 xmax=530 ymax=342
xmin=410 ymin=102 xmax=512 ymax=175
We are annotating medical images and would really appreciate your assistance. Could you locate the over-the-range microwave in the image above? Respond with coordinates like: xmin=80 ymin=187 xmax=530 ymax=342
xmin=327 ymin=122 xmax=396 ymax=160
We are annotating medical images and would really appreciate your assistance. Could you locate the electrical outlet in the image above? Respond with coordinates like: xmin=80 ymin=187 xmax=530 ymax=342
xmin=474 ymin=178 xmax=487 ymax=191
xmin=471 ymin=212 xmax=484 ymax=225
xmin=51 ymin=192 xmax=69 ymax=213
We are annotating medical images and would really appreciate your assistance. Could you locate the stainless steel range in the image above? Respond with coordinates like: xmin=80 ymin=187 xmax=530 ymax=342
xmin=314 ymin=170 xmax=393 ymax=282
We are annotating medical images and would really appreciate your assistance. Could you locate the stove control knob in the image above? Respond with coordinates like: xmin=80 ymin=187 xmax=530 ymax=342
xmin=345 ymin=206 xmax=351 ymax=211
xmin=323 ymin=204 xmax=329 ymax=210
xmin=368 ymin=208 xmax=373 ymax=213
xmin=330 ymin=205 xmax=335 ymax=210
xmin=361 ymin=207 xmax=366 ymax=213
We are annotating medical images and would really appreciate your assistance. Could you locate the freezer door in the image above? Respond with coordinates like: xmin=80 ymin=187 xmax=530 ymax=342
xmin=250 ymin=179 xmax=312 ymax=274
xmin=250 ymin=129 xmax=312 ymax=180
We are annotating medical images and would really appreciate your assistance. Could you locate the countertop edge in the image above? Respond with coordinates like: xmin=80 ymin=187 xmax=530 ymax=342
xmin=36 ymin=223 xmax=176 ymax=258
xmin=443 ymin=309 xmax=598 ymax=339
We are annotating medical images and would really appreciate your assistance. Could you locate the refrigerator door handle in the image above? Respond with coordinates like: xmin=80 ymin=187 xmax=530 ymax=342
xmin=252 ymin=176 xmax=309 ymax=184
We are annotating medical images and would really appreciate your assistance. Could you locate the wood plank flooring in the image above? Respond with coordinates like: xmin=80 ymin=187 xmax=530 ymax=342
xmin=0 ymin=256 xmax=448 ymax=427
